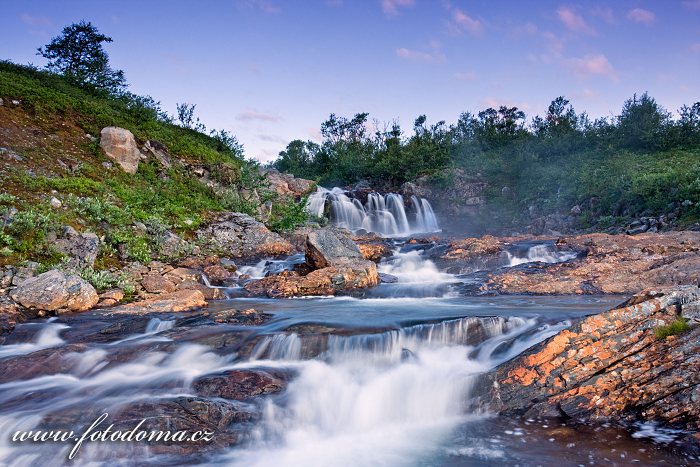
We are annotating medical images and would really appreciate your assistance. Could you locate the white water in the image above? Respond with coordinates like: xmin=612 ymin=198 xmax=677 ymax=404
xmin=222 ymin=316 xmax=558 ymax=467
xmin=306 ymin=187 xmax=439 ymax=237
xmin=378 ymin=249 xmax=454 ymax=284
xmin=506 ymin=244 xmax=578 ymax=267
xmin=0 ymin=321 xmax=68 ymax=358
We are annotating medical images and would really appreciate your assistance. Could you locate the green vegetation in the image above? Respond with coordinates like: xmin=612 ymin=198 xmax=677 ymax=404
xmin=655 ymin=317 xmax=691 ymax=339
xmin=274 ymin=95 xmax=700 ymax=229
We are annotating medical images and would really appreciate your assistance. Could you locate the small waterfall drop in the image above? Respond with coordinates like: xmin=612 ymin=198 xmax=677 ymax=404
xmin=306 ymin=187 xmax=440 ymax=237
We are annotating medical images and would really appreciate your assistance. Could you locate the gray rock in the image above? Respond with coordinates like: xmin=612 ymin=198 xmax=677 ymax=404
xmin=142 ymin=140 xmax=172 ymax=169
xmin=49 ymin=197 xmax=62 ymax=209
xmin=378 ymin=272 xmax=398 ymax=283
xmin=305 ymin=229 xmax=362 ymax=270
xmin=11 ymin=269 xmax=98 ymax=312
xmin=11 ymin=262 xmax=39 ymax=286
xmin=55 ymin=229 xmax=100 ymax=270
xmin=196 ymin=212 xmax=293 ymax=259
xmin=99 ymin=126 xmax=141 ymax=174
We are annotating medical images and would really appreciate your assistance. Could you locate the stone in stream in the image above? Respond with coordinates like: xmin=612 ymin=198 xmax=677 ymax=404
xmin=106 ymin=289 xmax=206 ymax=314
xmin=305 ymin=228 xmax=363 ymax=269
xmin=481 ymin=285 xmax=700 ymax=449
xmin=192 ymin=369 xmax=288 ymax=401
xmin=10 ymin=269 xmax=98 ymax=313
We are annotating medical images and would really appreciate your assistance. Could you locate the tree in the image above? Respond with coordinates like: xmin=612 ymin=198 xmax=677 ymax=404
xmin=37 ymin=20 xmax=126 ymax=92
xmin=617 ymin=92 xmax=671 ymax=150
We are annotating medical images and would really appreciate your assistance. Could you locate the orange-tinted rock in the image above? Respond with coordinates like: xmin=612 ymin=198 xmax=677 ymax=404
xmin=358 ymin=242 xmax=394 ymax=262
xmin=141 ymin=273 xmax=177 ymax=294
xmin=487 ymin=286 xmax=700 ymax=436
xmin=107 ymin=289 xmax=207 ymax=314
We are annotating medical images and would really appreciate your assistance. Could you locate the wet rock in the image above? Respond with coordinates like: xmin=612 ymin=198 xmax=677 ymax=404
xmin=203 ymin=264 xmax=232 ymax=285
xmin=486 ymin=286 xmax=700 ymax=435
xmin=10 ymin=269 xmax=98 ymax=312
xmin=99 ymin=126 xmax=142 ymax=174
xmin=192 ymin=369 xmax=287 ymax=401
xmin=107 ymin=289 xmax=206 ymax=314
xmin=357 ymin=241 xmax=394 ymax=262
xmin=0 ymin=297 xmax=24 ymax=343
xmin=244 ymin=260 xmax=379 ymax=298
xmin=196 ymin=212 xmax=294 ymax=259
xmin=483 ymin=232 xmax=700 ymax=295
xmin=176 ymin=280 xmax=225 ymax=300
xmin=305 ymin=228 xmax=362 ymax=269
xmin=378 ymin=272 xmax=398 ymax=283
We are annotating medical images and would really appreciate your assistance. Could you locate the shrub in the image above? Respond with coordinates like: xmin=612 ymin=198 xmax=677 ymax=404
xmin=655 ymin=317 xmax=691 ymax=339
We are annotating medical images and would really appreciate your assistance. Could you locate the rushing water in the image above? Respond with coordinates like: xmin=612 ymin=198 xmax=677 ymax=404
xmin=306 ymin=187 xmax=439 ymax=237
xmin=0 ymin=242 xmax=694 ymax=466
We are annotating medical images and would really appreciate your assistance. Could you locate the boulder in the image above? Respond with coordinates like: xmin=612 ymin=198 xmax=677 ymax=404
xmin=485 ymin=286 xmax=700 ymax=436
xmin=196 ymin=212 xmax=294 ymax=259
xmin=305 ymin=229 xmax=362 ymax=269
xmin=263 ymin=169 xmax=315 ymax=197
xmin=203 ymin=264 xmax=232 ymax=285
xmin=142 ymin=140 xmax=172 ymax=169
xmin=10 ymin=269 xmax=98 ymax=312
xmin=0 ymin=297 xmax=24 ymax=343
xmin=141 ymin=273 xmax=177 ymax=294
xmin=107 ymin=289 xmax=206 ymax=314
xmin=99 ymin=126 xmax=141 ymax=174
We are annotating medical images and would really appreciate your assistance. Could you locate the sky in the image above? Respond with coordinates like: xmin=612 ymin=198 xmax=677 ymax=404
xmin=1 ymin=0 xmax=699 ymax=162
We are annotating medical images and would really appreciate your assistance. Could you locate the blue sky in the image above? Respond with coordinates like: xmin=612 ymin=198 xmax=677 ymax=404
xmin=2 ymin=0 xmax=699 ymax=162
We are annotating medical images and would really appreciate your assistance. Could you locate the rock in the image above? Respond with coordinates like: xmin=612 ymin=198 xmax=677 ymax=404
xmin=486 ymin=286 xmax=700 ymax=438
xmin=142 ymin=140 xmax=172 ymax=169
xmin=176 ymin=280 xmax=224 ymax=300
xmin=196 ymin=212 xmax=294 ymax=259
xmin=203 ymin=265 xmax=232 ymax=285
xmin=192 ymin=369 xmax=287 ymax=400
xmin=99 ymin=126 xmax=142 ymax=174
xmin=378 ymin=272 xmax=398 ymax=283
xmin=0 ymin=266 xmax=14 ymax=291
xmin=10 ymin=270 xmax=98 ymax=312
xmin=11 ymin=262 xmax=39 ymax=286
xmin=0 ymin=297 xmax=24 ymax=343
xmin=141 ymin=273 xmax=177 ymax=294
xmin=357 ymin=241 xmax=394 ymax=262
xmin=482 ymin=232 xmax=700 ymax=295
xmin=570 ymin=204 xmax=581 ymax=215
xmin=97 ymin=288 xmax=124 ymax=307
xmin=54 ymin=229 xmax=100 ymax=270
xmin=164 ymin=267 xmax=202 ymax=283
xmin=49 ymin=197 xmax=62 ymax=209
xmin=305 ymin=229 xmax=362 ymax=269
xmin=107 ymin=289 xmax=206 ymax=314
xmin=244 ymin=260 xmax=379 ymax=298
xmin=263 ymin=169 xmax=315 ymax=197
xmin=63 ymin=275 xmax=100 ymax=312
xmin=11 ymin=99 xmax=20 ymax=106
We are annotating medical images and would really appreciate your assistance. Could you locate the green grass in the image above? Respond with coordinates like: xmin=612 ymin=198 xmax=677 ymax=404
xmin=655 ymin=317 xmax=691 ymax=339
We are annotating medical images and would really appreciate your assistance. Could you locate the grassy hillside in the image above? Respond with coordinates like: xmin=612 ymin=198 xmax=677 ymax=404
xmin=0 ymin=61 xmax=301 ymax=273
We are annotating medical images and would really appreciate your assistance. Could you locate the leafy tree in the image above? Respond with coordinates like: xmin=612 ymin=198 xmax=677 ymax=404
xmin=617 ymin=92 xmax=671 ymax=150
xmin=37 ymin=20 xmax=126 ymax=92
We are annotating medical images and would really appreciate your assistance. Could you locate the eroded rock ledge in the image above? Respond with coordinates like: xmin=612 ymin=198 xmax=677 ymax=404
xmin=483 ymin=286 xmax=700 ymax=449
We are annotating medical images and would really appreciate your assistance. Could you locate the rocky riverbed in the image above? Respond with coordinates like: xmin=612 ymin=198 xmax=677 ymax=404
xmin=1 ymin=223 xmax=700 ymax=465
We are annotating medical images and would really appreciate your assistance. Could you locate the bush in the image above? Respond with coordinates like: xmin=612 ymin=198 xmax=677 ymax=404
xmin=655 ymin=317 xmax=691 ymax=339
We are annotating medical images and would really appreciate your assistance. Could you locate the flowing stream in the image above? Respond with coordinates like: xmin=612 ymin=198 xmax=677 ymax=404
xmin=0 ymin=241 xmax=694 ymax=466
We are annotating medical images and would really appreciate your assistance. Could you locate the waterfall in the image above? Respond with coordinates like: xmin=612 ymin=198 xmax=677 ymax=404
xmin=306 ymin=187 xmax=440 ymax=237
xmin=506 ymin=243 xmax=578 ymax=267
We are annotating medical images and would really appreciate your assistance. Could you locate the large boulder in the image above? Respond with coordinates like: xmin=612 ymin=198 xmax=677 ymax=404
xmin=196 ymin=212 xmax=294 ymax=259
xmin=106 ymin=289 xmax=206 ymax=314
xmin=99 ymin=126 xmax=141 ymax=174
xmin=10 ymin=269 xmax=98 ymax=312
xmin=484 ymin=286 xmax=700 ymax=439
xmin=305 ymin=229 xmax=363 ymax=269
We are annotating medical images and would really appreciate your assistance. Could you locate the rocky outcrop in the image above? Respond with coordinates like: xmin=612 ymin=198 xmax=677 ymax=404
xmin=99 ymin=127 xmax=142 ymax=174
xmin=196 ymin=212 xmax=294 ymax=259
xmin=54 ymin=227 xmax=100 ymax=270
xmin=10 ymin=269 xmax=98 ymax=313
xmin=0 ymin=297 xmax=24 ymax=343
xmin=482 ymin=232 xmax=700 ymax=294
xmin=486 ymin=286 xmax=699 ymax=440
xmin=263 ymin=169 xmax=315 ymax=197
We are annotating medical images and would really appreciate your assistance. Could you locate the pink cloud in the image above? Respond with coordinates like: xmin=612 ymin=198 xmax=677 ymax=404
xmin=691 ymin=43 xmax=700 ymax=53
xmin=236 ymin=110 xmax=282 ymax=123
xmin=381 ymin=0 xmax=414 ymax=15
xmin=450 ymin=9 xmax=483 ymax=35
xmin=557 ymin=6 xmax=595 ymax=34
xmin=565 ymin=54 xmax=615 ymax=78
xmin=395 ymin=47 xmax=445 ymax=62
xmin=627 ymin=8 xmax=655 ymax=24
xmin=20 ymin=13 xmax=51 ymax=27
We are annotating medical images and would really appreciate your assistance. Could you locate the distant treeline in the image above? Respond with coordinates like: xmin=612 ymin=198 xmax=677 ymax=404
xmin=272 ymin=95 xmax=700 ymax=227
